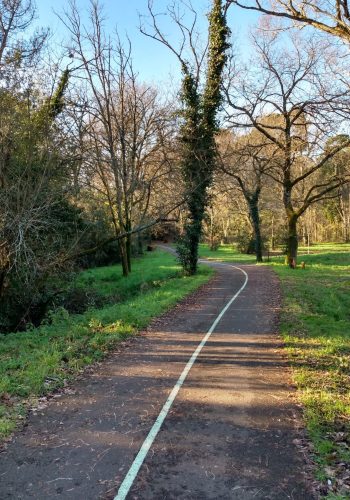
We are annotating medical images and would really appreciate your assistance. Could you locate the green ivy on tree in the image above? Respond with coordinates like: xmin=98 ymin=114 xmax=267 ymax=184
xmin=177 ymin=0 xmax=230 ymax=275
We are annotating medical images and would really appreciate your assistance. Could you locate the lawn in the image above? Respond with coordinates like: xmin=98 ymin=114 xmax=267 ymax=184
xmin=0 ymin=249 xmax=213 ymax=441
xmin=298 ymin=243 xmax=350 ymax=254
xmin=270 ymin=248 xmax=350 ymax=498
xmin=198 ymin=243 xmax=257 ymax=263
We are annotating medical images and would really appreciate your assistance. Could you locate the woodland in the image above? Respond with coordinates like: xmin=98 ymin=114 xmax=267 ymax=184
xmin=1 ymin=1 xmax=350 ymax=496
xmin=0 ymin=0 xmax=349 ymax=330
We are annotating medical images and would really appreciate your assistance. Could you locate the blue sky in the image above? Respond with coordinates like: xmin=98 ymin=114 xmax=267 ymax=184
xmin=34 ymin=0 xmax=259 ymax=84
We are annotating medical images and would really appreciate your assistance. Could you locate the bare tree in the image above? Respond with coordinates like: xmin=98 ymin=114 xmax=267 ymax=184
xmin=227 ymin=0 xmax=350 ymax=43
xmin=224 ymin=33 xmax=350 ymax=265
xmin=217 ymin=128 xmax=279 ymax=261
xmin=61 ymin=0 xmax=178 ymax=276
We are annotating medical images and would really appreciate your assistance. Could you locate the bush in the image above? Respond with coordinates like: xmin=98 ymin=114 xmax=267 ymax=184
xmin=176 ymin=236 xmax=193 ymax=275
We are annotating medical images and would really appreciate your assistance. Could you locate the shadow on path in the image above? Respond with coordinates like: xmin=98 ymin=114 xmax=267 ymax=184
xmin=0 ymin=264 xmax=314 ymax=499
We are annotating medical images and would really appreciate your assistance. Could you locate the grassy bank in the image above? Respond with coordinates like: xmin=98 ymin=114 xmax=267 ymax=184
xmin=270 ymin=247 xmax=350 ymax=498
xmin=0 ymin=249 xmax=213 ymax=441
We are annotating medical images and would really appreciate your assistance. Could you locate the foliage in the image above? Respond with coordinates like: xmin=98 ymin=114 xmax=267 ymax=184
xmin=176 ymin=0 xmax=230 ymax=275
xmin=0 ymin=77 xmax=86 ymax=331
xmin=235 ymin=231 xmax=267 ymax=255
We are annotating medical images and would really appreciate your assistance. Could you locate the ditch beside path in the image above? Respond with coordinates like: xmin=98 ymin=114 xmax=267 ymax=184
xmin=0 ymin=262 xmax=314 ymax=499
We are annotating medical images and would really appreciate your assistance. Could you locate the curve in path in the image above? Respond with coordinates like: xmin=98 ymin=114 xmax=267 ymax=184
xmin=115 ymin=264 xmax=248 ymax=499
xmin=0 ymin=259 xmax=314 ymax=499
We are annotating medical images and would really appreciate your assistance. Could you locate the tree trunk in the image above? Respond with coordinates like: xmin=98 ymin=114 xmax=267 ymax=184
xmin=249 ymin=201 xmax=263 ymax=263
xmin=286 ymin=215 xmax=298 ymax=268
xmin=0 ymin=269 xmax=7 ymax=299
xmin=137 ymin=232 xmax=144 ymax=255
xmin=187 ymin=218 xmax=202 ymax=275
xmin=0 ymin=255 xmax=9 ymax=299
xmin=271 ymin=214 xmax=275 ymax=250
xmin=119 ymin=239 xmax=129 ymax=277
xmin=340 ymin=191 xmax=350 ymax=242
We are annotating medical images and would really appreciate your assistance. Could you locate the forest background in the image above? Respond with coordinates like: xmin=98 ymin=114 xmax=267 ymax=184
xmin=0 ymin=0 xmax=349 ymax=330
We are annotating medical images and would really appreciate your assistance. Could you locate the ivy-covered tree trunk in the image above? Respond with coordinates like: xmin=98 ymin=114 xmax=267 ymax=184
xmin=177 ymin=0 xmax=229 ymax=275
xmin=185 ymin=188 xmax=207 ymax=274
xmin=286 ymin=214 xmax=298 ymax=268
xmin=248 ymin=199 xmax=263 ymax=263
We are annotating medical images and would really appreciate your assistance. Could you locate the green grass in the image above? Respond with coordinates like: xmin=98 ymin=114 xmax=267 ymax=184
xmin=0 ymin=249 xmax=213 ymax=441
xmin=198 ymin=243 xmax=257 ymax=263
xmin=269 ymin=247 xmax=350 ymax=497
xmin=75 ymin=251 xmax=187 ymax=300
xmin=298 ymin=243 xmax=350 ymax=254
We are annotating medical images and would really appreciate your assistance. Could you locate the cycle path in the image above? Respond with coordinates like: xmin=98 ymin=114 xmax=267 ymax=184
xmin=0 ymin=262 xmax=313 ymax=499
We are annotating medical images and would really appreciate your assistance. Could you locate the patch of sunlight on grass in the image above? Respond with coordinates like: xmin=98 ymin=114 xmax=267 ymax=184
xmin=271 ymin=245 xmax=350 ymax=494
xmin=198 ymin=243 xmax=257 ymax=264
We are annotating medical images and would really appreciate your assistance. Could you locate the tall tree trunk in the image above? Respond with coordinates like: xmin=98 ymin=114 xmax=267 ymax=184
xmin=0 ymin=269 xmax=7 ymax=299
xmin=176 ymin=0 xmax=229 ymax=275
xmin=286 ymin=215 xmax=298 ymax=268
xmin=249 ymin=201 xmax=263 ymax=263
xmin=137 ymin=232 xmax=143 ymax=255
xmin=271 ymin=214 xmax=275 ymax=250
xmin=119 ymin=239 xmax=129 ymax=277
xmin=0 ymin=251 xmax=9 ymax=298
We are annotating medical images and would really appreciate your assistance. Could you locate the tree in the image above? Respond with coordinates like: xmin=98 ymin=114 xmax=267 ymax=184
xmin=0 ymin=0 xmax=89 ymax=330
xmin=227 ymin=0 xmax=350 ymax=43
xmin=62 ymin=0 xmax=177 ymax=276
xmin=217 ymin=129 xmax=278 ymax=262
xmin=0 ymin=67 xmax=77 ymax=328
xmin=0 ymin=0 xmax=47 ymax=73
xmin=321 ymin=137 xmax=350 ymax=242
xmin=141 ymin=0 xmax=230 ymax=274
xmin=224 ymin=33 xmax=350 ymax=265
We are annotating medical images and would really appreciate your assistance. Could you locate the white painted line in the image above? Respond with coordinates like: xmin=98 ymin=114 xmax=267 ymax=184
xmin=114 ymin=264 xmax=248 ymax=500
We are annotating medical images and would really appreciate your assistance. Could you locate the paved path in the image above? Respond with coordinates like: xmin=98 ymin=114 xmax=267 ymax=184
xmin=0 ymin=262 xmax=313 ymax=499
